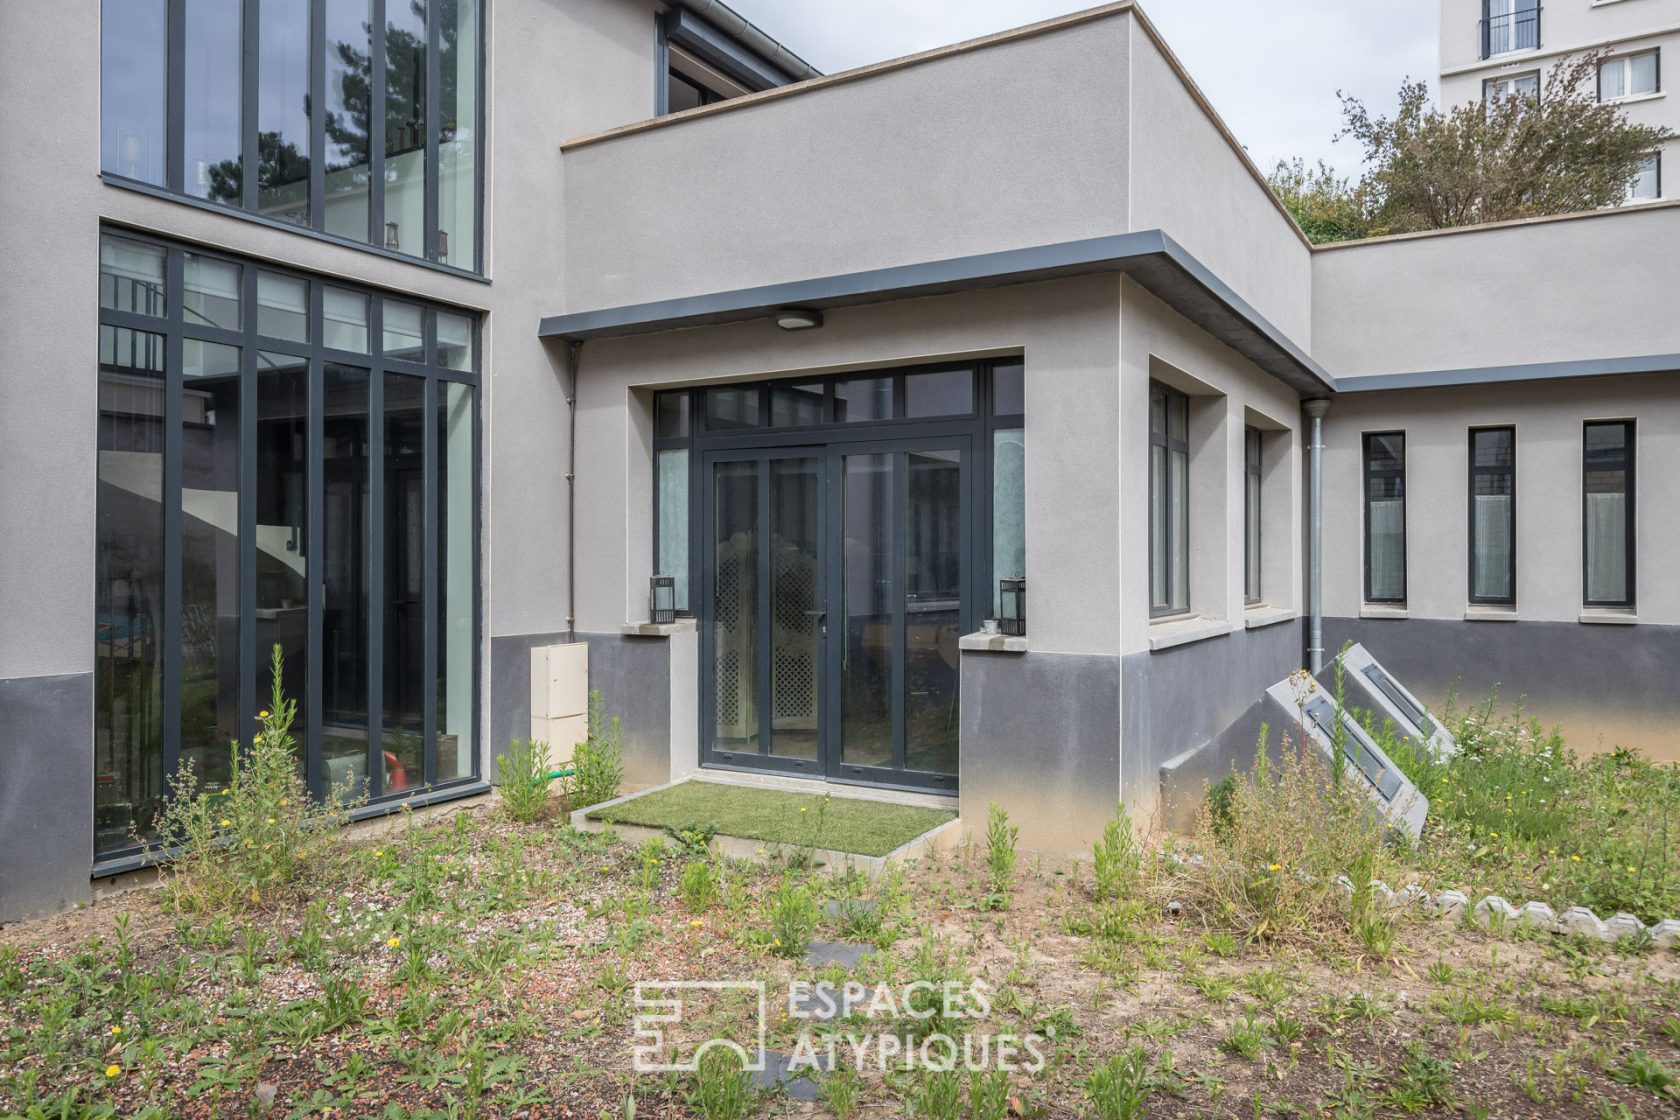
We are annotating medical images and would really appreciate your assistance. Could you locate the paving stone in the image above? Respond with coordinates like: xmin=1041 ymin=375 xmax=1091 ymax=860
xmin=750 ymin=1051 xmax=823 ymax=1101
xmin=789 ymin=984 xmax=876 ymax=1022
xmin=805 ymin=940 xmax=872 ymax=970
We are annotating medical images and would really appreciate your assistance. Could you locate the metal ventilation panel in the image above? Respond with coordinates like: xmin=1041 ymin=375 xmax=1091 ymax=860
xmin=1332 ymin=643 xmax=1459 ymax=759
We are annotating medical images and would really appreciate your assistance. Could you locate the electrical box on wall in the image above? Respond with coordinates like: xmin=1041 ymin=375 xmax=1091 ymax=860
xmin=530 ymin=643 xmax=588 ymax=767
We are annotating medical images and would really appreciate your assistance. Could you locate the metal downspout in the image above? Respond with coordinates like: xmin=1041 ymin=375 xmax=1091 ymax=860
xmin=565 ymin=341 xmax=582 ymax=642
xmin=1304 ymin=398 xmax=1330 ymax=672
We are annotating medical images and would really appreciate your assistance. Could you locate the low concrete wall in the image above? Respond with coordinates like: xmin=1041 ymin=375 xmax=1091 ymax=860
xmin=0 ymin=672 xmax=93 ymax=923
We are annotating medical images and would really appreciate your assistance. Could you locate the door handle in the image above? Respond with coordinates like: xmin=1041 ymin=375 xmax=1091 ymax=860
xmin=804 ymin=608 xmax=827 ymax=635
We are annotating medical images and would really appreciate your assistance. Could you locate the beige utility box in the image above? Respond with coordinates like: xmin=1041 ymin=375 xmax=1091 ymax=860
xmin=530 ymin=642 xmax=588 ymax=767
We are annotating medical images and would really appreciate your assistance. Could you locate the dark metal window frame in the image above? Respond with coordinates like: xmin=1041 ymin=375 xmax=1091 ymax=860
xmin=653 ymin=7 xmax=794 ymax=115
xmin=99 ymin=0 xmax=486 ymax=275
xmin=1243 ymin=425 xmax=1263 ymax=605
xmin=1148 ymin=380 xmax=1190 ymax=619
xmin=1481 ymin=0 xmax=1541 ymax=60
xmin=1362 ymin=431 xmax=1407 ymax=605
xmin=1467 ymin=425 xmax=1517 ymax=607
xmin=1582 ymin=419 xmax=1636 ymax=610
xmin=93 ymin=225 xmax=483 ymax=872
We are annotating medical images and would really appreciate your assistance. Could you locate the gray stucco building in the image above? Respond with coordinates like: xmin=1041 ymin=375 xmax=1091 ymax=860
xmin=2 ymin=0 xmax=1676 ymax=922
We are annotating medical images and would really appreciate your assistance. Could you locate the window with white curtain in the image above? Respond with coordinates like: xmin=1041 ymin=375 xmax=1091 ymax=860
xmin=1584 ymin=421 xmax=1635 ymax=608
xmin=1363 ymin=432 xmax=1406 ymax=604
xmin=1469 ymin=427 xmax=1516 ymax=605
xmin=1483 ymin=71 xmax=1539 ymax=104
xmin=1598 ymin=50 xmax=1659 ymax=102
xmin=1628 ymin=155 xmax=1661 ymax=202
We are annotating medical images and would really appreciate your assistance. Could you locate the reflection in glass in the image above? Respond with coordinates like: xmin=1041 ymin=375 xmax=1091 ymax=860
xmin=992 ymin=361 xmax=1024 ymax=415
xmin=324 ymin=287 xmax=370 ymax=352
xmin=835 ymin=377 xmax=891 ymax=422
xmin=905 ymin=450 xmax=961 ymax=774
xmin=257 ymin=0 xmax=313 ymax=224
xmin=841 ymin=453 xmax=893 ymax=769
xmin=904 ymin=369 xmax=973 ymax=418
xmin=179 ymin=342 xmax=241 ymax=790
xmin=770 ymin=383 xmax=825 ymax=427
xmin=100 ymin=0 xmax=168 ymax=185
xmin=95 ymin=328 xmax=167 ymax=856
xmin=257 ymin=273 xmax=310 ymax=342
xmin=705 ymin=386 xmax=760 ymax=429
xmin=322 ymin=366 xmax=370 ymax=796
xmin=1470 ymin=428 xmax=1514 ymax=603
xmin=438 ymin=382 xmax=476 ymax=782
xmin=438 ymin=0 xmax=478 ymax=267
xmin=655 ymin=392 xmax=689 ymax=439
xmin=184 ymin=254 xmax=242 ymax=331
xmin=100 ymin=237 xmax=167 ymax=317
xmin=184 ymin=0 xmax=244 ymax=203
xmin=712 ymin=460 xmax=759 ymax=752
xmin=383 ymin=301 xmax=425 ymax=361
xmin=657 ymin=449 xmax=690 ymax=611
xmin=323 ymin=0 xmax=373 ymax=242
xmin=992 ymin=429 xmax=1025 ymax=616
xmin=1584 ymin=422 xmax=1632 ymax=607
xmin=384 ymin=0 xmax=428 ymax=257
xmin=256 ymin=352 xmax=310 ymax=749
xmin=768 ymin=458 xmax=820 ymax=760
xmin=437 ymin=312 xmax=472 ymax=371
xmin=383 ymin=374 xmax=426 ymax=792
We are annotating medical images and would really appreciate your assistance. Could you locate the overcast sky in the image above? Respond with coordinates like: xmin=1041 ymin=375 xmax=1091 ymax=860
xmin=723 ymin=0 xmax=1439 ymax=180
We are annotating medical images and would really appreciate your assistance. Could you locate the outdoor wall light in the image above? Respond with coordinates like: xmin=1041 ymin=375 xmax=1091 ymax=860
xmin=998 ymin=577 xmax=1026 ymax=637
xmin=775 ymin=307 xmax=823 ymax=331
xmin=385 ymin=221 xmax=401 ymax=251
xmin=650 ymin=574 xmax=677 ymax=625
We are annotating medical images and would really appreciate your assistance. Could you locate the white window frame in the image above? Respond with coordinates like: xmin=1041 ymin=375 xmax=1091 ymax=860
xmin=1483 ymin=71 xmax=1540 ymax=105
xmin=1627 ymin=154 xmax=1661 ymax=201
xmin=1597 ymin=49 xmax=1660 ymax=102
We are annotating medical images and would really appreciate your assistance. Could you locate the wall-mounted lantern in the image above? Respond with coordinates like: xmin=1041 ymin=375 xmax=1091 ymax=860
xmin=650 ymin=574 xmax=677 ymax=625
xmin=998 ymin=577 xmax=1026 ymax=637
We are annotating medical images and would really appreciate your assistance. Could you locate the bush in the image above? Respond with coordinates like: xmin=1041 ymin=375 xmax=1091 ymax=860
xmin=151 ymin=644 xmax=357 ymax=913
xmin=983 ymin=803 xmax=1017 ymax=910
xmin=1093 ymin=803 xmax=1144 ymax=903
xmin=765 ymin=877 xmax=818 ymax=958
xmin=566 ymin=690 xmax=623 ymax=810
xmin=495 ymin=738 xmax=551 ymax=822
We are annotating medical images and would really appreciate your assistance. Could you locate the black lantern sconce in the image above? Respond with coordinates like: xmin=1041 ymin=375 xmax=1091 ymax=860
xmin=998 ymin=577 xmax=1026 ymax=636
xmin=650 ymin=575 xmax=677 ymax=625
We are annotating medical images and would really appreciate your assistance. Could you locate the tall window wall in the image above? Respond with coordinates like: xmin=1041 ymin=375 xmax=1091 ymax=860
xmin=95 ymin=230 xmax=480 ymax=863
xmin=99 ymin=0 xmax=482 ymax=272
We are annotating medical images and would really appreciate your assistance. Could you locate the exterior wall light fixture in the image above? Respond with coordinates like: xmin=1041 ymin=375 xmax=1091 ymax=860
xmin=385 ymin=221 xmax=401 ymax=251
xmin=650 ymin=574 xmax=677 ymax=624
xmin=999 ymin=577 xmax=1026 ymax=636
xmin=775 ymin=308 xmax=823 ymax=331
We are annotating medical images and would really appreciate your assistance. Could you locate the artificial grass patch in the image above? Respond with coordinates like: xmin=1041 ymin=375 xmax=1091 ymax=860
xmin=586 ymin=781 xmax=954 ymax=857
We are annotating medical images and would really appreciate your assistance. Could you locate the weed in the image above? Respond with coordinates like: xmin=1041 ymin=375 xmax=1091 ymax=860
xmin=1221 ymin=1008 xmax=1269 ymax=1061
xmin=1093 ymin=803 xmax=1144 ymax=902
xmin=1084 ymin=1047 xmax=1154 ymax=1120
xmin=818 ymin=1068 xmax=861 ymax=1120
xmin=567 ymin=691 xmax=624 ymax=810
xmin=766 ymin=877 xmax=818 ymax=959
xmin=1384 ymin=1043 xmax=1458 ymax=1111
xmin=983 ymin=803 xmax=1018 ymax=910
xmin=1609 ymin=1051 xmax=1677 ymax=1100
xmin=495 ymin=738 xmax=552 ymax=822
xmin=680 ymin=860 xmax=718 ymax=913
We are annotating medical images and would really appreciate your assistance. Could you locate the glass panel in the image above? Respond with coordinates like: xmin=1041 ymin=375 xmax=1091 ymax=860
xmin=1168 ymin=394 xmax=1188 ymax=442
xmin=437 ymin=312 xmax=472 ymax=372
xmin=257 ymin=272 xmax=310 ymax=342
xmin=1630 ymin=51 xmax=1658 ymax=96
xmin=323 ymin=0 xmax=373 ymax=242
xmin=657 ymin=449 xmax=690 ymax=612
xmin=770 ymin=383 xmax=825 ymax=427
xmin=322 ymin=365 xmax=370 ymax=798
xmin=438 ymin=382 xmax=475 ymax=782
xmin=438 ymin=0 xmax=478 ymax=267
xmin=179 ymin=342 xmax=241 ymax=792
xmin=655 ymin=391 xmax=689 ymax=440
xmin=841 ymin=453 xmax=893 ymax=769
xmin=184 ymin=0 xmax=244 ymax=204
xmin=768 ymin=457 xmax=820 ymax=760
xmin=100 ymin=0 xmax=168 ymax=184
xmin=904 ymin=370 xmax=972 ymax=418
xmin=1470 ymin=430 xmax=1514 ymax=602
xmin=383 ymin=301 xmax=425 ymax=361
xmin=905 ymin=449 xmax=961 ymax=775
xmin=255 ymin=352 xmax=310 ymax=756
xmin=991 ymin=429 xmax=1025 ymax=617
xmin=992 ymin=361 xmax=1024 ymax=416
xmin=323 ymin=287 xmax=370 ymax=352
xmin=1169 ymin=447 xmax=1188 ymax=611
xmin=256 ymin=0 xmax=312 ymax=224
xmin=95 ymin=328 xmax=166 ymax=857
xmin=1629 ymin=156 xmax=1659 ymax=200
xmin=100 ymin=236 xmax=167 ymax=317
xmin=1149 ymin=443 xmax=1167 ymax=609
xmin=1366 ymin=434 xmax=1406 ymax=603
xmin=704 ymin=386 xmax=760 ymax=429
xmin=382 ymin=374 xmax=426 ymax=792
xmin=712 ymin=460 xmax=760 ymax=753
xmin=183 ymin=254 xmax=242 ymax=331
xmin=835 ymin=377 xmax=892 ymax=422
xmin=383 ymin=0 xmax=427 ymax=257
xmin=1600 ymin=60 xmax=1627 ymax=101
xmin=1245 ymin=430 xmax=1262 ymax=602
xmin=1585 ymin=423 xmax=1630 ymax=605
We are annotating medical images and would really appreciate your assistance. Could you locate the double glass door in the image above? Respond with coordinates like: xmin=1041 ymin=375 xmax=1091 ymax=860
xmin=701 ymin=439 xmax=970 ymax=791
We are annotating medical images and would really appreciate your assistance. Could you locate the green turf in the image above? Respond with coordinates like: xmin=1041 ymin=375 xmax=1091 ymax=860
xmin=586 ymin=781 xmax=955 ymax=857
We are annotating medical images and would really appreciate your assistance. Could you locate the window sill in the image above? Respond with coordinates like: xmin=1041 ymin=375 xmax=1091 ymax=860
xmin=959 ymin=631 xmax=1029 ymax=654
xmin=1601 ymin=91 xmax=1664 ymax=107
xmin=1579 ymin=608 xmax=1638 ymax=625
xmin=1360 ymin=604 xmax=1409 ymax=620
xmin=1243 ymin=604 xmax=1297 ymax=630
xmin=621 ymin=619 xmax=698 ymax=638
xmin=1464 ymin=607 xmax=1518 ymax=622
xmin=1148 ymin=615 xmax=1233 ymax=651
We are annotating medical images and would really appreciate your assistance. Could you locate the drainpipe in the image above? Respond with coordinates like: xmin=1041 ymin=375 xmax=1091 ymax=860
xmin=565 ymin=340 xmax=582 ymax=642
xmin=1303 ymin=398 xmax=1330 ymax=673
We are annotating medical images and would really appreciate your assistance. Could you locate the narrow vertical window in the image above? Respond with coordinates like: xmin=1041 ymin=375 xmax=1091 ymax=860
xmin=991 ymin=361 xmax=1025 ymax=618
xmin=100 ymin=0 xmax=168 ymax=184
xmin=1363 ymin=433 xmax=1406 ymax=604
xmin=1469 ymin=427 xmax=1516 ymax=606
xmin=1149 ymin=381 xmax=1189 ymax=617
xmin=1243 ymin=426 xmax=1262 ymax=604
xmin=437 ymin=0 xmax=479 ymax=268
xmin=1583 ymin=421 xmax=1635 ymax=609
xmin=383 ymin=0 xmax=428 ymax=257
xmin=323 ymin=0 xmax=373 ymax=243
xmin=437 ymin=380 xmax=477 ymax=782
xmin=256 ymin=0 xmax=313 ymax=224
xmin=654 ymin=391 xmax=693 ymax=613
xmin=183 ymin=0 xmax=245 ymax=203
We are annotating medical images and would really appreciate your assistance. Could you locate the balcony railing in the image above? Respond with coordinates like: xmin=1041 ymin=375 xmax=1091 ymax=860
xmin=1481 ymin=6 xmax=1540 ymax=59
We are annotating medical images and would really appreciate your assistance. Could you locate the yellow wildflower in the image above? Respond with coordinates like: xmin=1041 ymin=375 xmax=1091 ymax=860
xmin=387 ymin=936 xmax=402 ymax=949
xmin=110 ymin=1026 xmax=122 ymax=1036
xmin=1570 ymin=854 xmax=1582 ymax=862
xmin=258 ymin=710 xmax=270 ymax=718
xmin=1626 ymin=866 xmax=1637 ymax=874
xmin=690 ymin=919 xmax=705 ymax=928
xmin=105 ymin=1065 xmax=121 ymax=1078
xmin=220 ymin=819 xmax=231 ymax=827
xmin=1268 ymin=863 xmax=1282 ymax=871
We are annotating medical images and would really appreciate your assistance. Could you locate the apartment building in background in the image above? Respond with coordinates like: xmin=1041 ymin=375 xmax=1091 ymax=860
xmin=1440 ymin=0 xmax=1678 ymax=199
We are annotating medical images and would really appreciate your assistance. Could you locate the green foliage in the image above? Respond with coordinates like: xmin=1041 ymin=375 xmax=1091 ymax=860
xmin=494 ymin=738 xmax=551 ymax=823
xmin=679 ymin=860 xmax=718 ymax=913
xmin=567 ymin=690 xmax=624 ymax=810
xmin=818 ymin=1068 xmax=861 ymax=1120
xmin=1083 ymin=1047 xmax=1155 ymax=1120
xmin=687 ymin=1046 xmax=756 ymax=1120
xmin=1093 ymin=803 xmax=1143 ymax=903
xmin=1609 ymin=1051 xmax=1678 ymax=1101
xmin=983 ymin=803 xmax=1018 ymax=910
xmin=151 ymin=644 xmax=357 ymax=913
xmin=765 ymin=876 xmax=818 ymax=958
xmin=1272 ymin=53 xmax=1669 ymax=244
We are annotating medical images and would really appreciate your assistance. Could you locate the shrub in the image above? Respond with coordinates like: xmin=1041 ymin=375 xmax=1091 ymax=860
xmin=766 ymin=877 xmax=818 ymax=958
xmin=151 ymin=644 xmax=357 ymax=913
xmin=983 ymin=803 xmax=1018 ymax=910
xmin=495 ymin=738 xmax=551 ymax=822
xmin=1093 ymin=803 xmax=1144 ymax=902
xmin=566 ymin=690 xmax=624 ymax=810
